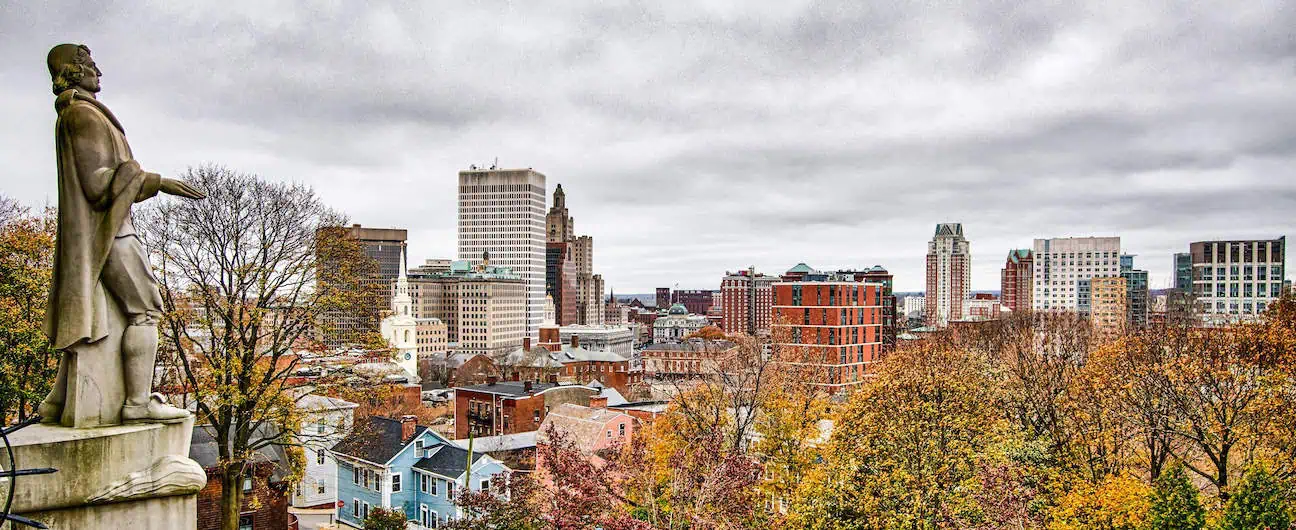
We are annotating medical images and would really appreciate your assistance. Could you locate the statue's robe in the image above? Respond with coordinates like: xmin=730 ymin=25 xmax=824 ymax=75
xmin=44 ymin=90 xmax=160 ymax=350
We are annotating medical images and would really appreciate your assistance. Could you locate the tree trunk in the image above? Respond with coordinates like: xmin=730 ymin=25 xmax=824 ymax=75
xmin=220 ymin=461 xmax=246 ymax=530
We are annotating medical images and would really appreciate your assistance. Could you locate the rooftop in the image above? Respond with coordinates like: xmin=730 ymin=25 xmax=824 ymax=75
xmin=452 ymin=432 xmax=537 ymax=453
xmin=537 ymin=403 xmax=632 ymax=453
xmin=413 ymin=444 xmax=486 ymax=479
xmin=457 ymin=380 xmax=561 ymax=397
xmin=331 ymin=416 xmax=428 ymax=464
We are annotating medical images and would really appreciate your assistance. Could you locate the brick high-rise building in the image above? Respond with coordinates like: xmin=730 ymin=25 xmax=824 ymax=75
xmin=925 ymin=223 xmax=971 ymax=327
xmin=655 ymin=288 xmax=671 ymax=310
xmin=459 ymin=168 xmax=547 ymax=339
xmin=773 ymin=273 xmax=885 ymax=392
xmin=672 ymin=289 xmax=715 ymax=315
xmin=721 ymin=267 xmax=776 ymax=336
xmin=1188 ymin=237 xmax=1286 ymax=323
xmin=1031 ymin=236 xmax=1121 ymax=315
xmin=837 ymin=266 xmax=897 ymax=352
xmin=317 ymin=224 xmax=407 ymax=347
xmin=1001 ymin=249 xmax=1033 ymax=314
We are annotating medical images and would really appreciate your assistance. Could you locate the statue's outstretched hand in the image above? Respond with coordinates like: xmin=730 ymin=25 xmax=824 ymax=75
xmin=160 ymin=178 xmax=206 ymax=200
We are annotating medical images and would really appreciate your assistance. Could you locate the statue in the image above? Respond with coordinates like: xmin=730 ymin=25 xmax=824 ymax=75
xmin=39 ymin=44 xmax=205 ymax=427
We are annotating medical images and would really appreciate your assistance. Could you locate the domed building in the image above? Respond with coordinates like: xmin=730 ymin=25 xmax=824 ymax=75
xmin=653 ymin=303 xmax=709 ymax=342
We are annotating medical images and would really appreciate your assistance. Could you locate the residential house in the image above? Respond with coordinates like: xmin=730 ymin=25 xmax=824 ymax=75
xmin=331 ymin=415 xmax=512 ymax=528
xmin=290 ymin=394 xmax=358 ymax=529
xmin=190 ymin=425 xmax=293 ymax=530
xmin=535 ymin=400 xmax=636 ymax=476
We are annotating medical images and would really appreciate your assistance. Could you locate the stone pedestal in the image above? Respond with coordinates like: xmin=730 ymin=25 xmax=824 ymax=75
xmin=4 ymin=417 xmax=205 ymax=529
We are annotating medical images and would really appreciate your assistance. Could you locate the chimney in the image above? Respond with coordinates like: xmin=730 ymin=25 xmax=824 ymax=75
xmin=590 ymin=396 xmax=608 ymax=409
xmin=570 ymin=335 xmax=580 ymax=348
xmin=524 ymin=381 xmax=533 ymax=392
xmin=487 ymin=375 xmax=498 ymax=386
xmin=400 ymin=415 xmax=417 ymax=442
xmin=523 ymin=337 xmax=531 ymax=351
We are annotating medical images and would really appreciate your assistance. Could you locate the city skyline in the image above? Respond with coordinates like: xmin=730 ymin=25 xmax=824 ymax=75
xmin=2 ymin=2 xmax=1294 ymax=293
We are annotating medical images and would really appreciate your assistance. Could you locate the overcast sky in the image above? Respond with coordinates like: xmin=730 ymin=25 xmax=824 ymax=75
xmin=3 ymin=1 xmax=1293 ymax=293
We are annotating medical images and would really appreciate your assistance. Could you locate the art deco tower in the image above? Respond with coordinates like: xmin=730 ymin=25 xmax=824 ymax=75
xmin=925 ymin=223 xmax=971 ymax=327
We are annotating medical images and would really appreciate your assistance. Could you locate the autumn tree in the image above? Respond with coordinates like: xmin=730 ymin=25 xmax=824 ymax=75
xmin=0 ymin=197 xmax=58 ymax=422
xmin=1047 ymin=474 xmax=1151 ymax=530
xmin=1146 ymin=464 xmax=1206 ymax=530
xmin=788 ymin=338 xmax=1007 ymax=528
xmin=1131 ymin=319 xmax=1296 ymax=498
xmin=140 ymin=166 xmax=377 ymax=530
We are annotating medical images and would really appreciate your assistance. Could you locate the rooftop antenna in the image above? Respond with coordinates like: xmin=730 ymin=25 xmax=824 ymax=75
xmin=490 ymin=156 xmax=498 ymax=170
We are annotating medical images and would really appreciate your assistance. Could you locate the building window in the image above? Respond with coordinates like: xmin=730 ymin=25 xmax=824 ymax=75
xmin=242 ymin=477 xmax=253 ymax=493
xmin=481 ymin=479 xmax=490 ymax=492
xmin=238 ymin=514 xmax=254 ymax=530
xmin=363 ymin=502 xmax=371 ymax=519
xmin=352 ymin=498 xmax=360 ymax=518
xmin=432 ymin=477 xmax=439 ymax=496
xmin=619 ymin=423 xmax=626 ymax=436
xmin=316 ymin=479 xmax=325 ymax=494
xmin=419 ymin=473 xmax=429 ymax=494
xmin=392 ymin=473 xmax=402 ymax=493
xmin=317 ymin=449 xmax=325 ymax=465
xmin=353 ymin=466 xmax=360 ymax=485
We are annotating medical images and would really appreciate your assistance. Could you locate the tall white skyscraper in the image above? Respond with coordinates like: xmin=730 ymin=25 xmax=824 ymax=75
xmin=458 ymin=168 xmax=547 ymax=338
xmin=1031 ymin=236 xmax=1121 ymax=314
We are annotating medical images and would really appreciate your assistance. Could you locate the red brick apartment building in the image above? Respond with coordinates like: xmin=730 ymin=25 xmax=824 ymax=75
xmin=772 ymin=277 xmax=885 ymax=391
xmin=721 ymin=267 xmax=776 ymax=336
xmin=1001 ymin=249 xmax=1033 ymax=313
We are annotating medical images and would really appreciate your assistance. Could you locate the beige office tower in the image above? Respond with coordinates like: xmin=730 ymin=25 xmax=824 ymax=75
xmin=1090 ymin=276 xmax=1128 ymax=335
xmin=458 ymin=168 xmax=547 ymax=339
xmin=407 ymin=260 xmax=526 ymax=358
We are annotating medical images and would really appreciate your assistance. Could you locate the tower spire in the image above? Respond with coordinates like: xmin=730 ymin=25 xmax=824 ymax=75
xmin=392 ymin=243 xmax=412 ymax=315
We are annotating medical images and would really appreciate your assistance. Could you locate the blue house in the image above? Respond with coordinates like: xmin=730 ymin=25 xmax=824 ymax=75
xmin=331 ymin=415 xmax=512 ymax=528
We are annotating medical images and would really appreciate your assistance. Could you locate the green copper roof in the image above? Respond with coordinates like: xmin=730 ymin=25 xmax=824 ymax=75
xmin=1007 ymin=249 xmax=1032 ymax=264
xmin=787 ymin=263 xmax=814 ymax=273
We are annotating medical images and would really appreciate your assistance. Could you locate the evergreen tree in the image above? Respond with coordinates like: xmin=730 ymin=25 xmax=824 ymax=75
xmin=1147 ymin=464 xmax=1205 ymax=530
xmin=1219 ymin=466 xmax=1292 ymax=530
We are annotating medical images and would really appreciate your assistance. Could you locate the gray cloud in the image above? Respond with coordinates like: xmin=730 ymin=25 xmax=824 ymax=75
xmin=2 ymin=0 xmax=1293 ymax=293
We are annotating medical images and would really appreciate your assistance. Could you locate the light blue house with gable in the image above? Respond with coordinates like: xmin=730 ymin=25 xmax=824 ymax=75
xmin=331 ymin=415 xmax=511 ymax=528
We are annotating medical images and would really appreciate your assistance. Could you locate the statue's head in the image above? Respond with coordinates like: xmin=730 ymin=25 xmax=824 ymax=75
xmin=47 ymin=43 xmax=100 ymax=95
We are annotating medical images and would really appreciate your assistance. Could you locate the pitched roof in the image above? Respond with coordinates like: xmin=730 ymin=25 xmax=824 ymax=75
xmin=786 ymin=263 xmax=815 ymax=274
xmin=1007 ymin=248 xmax=1032 ymax=263
xmin=537 ymin=404 xmax=631 ymax=453
xmin=331 ymin=416 xmax=428 ymax=464
xmin=296 ymin=393 xmax=359 ymax=412
xmin=413 ymin=444 xmax=485 ymax=478
xmin=190 ymin=424 xmax=291 ymax=482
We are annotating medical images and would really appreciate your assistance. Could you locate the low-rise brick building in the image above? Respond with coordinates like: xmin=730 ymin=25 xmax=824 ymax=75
xmin=453 ymin=380 xmax=599 ymax=439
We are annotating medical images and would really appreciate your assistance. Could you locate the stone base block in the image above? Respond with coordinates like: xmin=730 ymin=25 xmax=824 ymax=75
xmin=4 ymin=417 xmax=204 ymax=529
xmin=16 ymin=494 xmax=195 ymax=529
